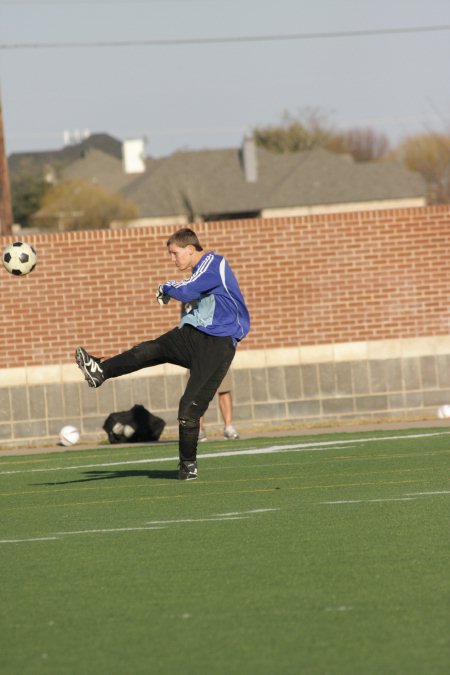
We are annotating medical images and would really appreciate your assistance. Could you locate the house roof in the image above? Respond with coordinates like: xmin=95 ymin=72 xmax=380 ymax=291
xmin=120 ymin=145 xmax=426 ymax=218
xmin=61 ymin=148 xmax=136 ymax=193
xmin=8 ymin=133 xmax=123 ymax=173
xmin=9 ymin=133 xmax=427 ymax=220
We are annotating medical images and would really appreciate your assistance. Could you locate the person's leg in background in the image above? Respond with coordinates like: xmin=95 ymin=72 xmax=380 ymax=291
xmin=198 ymin=370 xmax=240 ymax=441
xmin=218 ymin=389 xmax=239 ymax=439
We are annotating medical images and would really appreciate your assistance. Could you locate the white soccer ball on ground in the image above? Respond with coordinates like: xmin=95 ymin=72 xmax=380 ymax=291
xmin=437 ymin=404 xmax=450 ymax=419
xmin=59 ymin=425 xmax=80 ymax=446
xmin=2 ymin=241 xmax=37 ymax=276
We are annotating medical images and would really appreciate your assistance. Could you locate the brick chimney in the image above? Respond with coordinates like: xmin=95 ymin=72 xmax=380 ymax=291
xmin=241 ymin=135 xmax=258 ymax=183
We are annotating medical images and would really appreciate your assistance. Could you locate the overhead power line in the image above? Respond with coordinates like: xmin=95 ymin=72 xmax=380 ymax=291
xmin=1 ymin=24 xmax=450 ymax=50
xmin=1 ymin=0 xmax=211 ymax=4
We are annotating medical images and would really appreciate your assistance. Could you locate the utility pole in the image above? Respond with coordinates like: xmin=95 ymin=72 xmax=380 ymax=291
xmin=0 ymin=90 xmax=13 ymax=235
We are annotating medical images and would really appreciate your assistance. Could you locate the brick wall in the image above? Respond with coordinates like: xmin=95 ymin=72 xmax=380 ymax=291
xmin=1 ymin=205 xmax=450 ymax=369
xmin=2 ymin=205 xmax=450 ymax=445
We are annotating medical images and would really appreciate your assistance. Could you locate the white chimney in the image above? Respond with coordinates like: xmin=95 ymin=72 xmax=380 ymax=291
xmin=63 ymin=129 xmax=90 ymax=146
xmin=122 ymin=138 xmax=146 ymax=174
xmin=242 ymin=135 xmax=258 ymax=183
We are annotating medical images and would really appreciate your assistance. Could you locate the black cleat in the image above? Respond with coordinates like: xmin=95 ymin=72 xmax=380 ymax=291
xmin=178 ymin=460 xmax=198 ymax=481
xmin=75 ymin=346 xmax=105 ymax=388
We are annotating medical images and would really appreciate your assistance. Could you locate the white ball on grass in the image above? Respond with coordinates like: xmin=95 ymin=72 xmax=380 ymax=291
xmin=437 ymin=404 xmax=450 ymax=419
xmin=59 ymin=425 xmax=80 ymax=446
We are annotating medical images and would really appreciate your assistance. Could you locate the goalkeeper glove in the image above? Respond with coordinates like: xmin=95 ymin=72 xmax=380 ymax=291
xmin=156 ymin=284 xmax=171 ymax=305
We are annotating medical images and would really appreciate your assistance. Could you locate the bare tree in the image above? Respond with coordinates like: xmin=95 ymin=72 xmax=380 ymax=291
xmin=31 ymin=179 xmax=138 ymax=231
xmin=253 ymin=110 xmax=390 ymax=162
xmin=253 ymin=108 xmax=335 ymax=153
xmin=10 ymin=157 xmax=52 ymax=228
xmin=392 ymin=133 xmax=450 ymax=204
xmin=327 ymin=127 xmax=391 ymax=162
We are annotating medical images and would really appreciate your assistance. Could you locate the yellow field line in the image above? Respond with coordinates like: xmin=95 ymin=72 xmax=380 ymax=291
xmin=0 ymin=469 xmax=430 ymax=500
xmin=0 ymin=477 xmax=424 ymax=512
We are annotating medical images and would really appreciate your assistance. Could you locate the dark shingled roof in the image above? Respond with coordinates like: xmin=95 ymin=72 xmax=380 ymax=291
xmin=9 ymin=134 xmax=426 ymax=219
xmin=120 ymin=145 xmax=426 ymax=218
xmin=8 ymin=133 xmax=123 ymax=173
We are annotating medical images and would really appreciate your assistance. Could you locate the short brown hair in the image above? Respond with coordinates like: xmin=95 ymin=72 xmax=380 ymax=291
xmin=166 ymin=228 xmax=203 ymax=251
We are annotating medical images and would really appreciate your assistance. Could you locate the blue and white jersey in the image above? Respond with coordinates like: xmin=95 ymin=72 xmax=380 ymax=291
xmin=161 ymin=252 xmax=250 ymax=345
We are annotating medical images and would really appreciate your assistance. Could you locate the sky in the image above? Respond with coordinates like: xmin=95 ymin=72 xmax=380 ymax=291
xmin=0 ymin=0 xmax=449 ymax=159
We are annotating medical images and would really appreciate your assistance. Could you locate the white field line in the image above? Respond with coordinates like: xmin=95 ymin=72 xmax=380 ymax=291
xmin=320 ymin=490 xmax=450 ymax=505
xmin=0 ymin=431 xmax=449 ymax=477
xmin=0 ymin=536 xmax=59 ymax=543
xmin=0 ymin=508 xmax=277 ymax=544
xmin=404 ymin=490 xmax=450 ymax=496
xmin=0 ymin=528 xmax=162 ymax=544
xmin=320 ymin=497 xmax=416 ymax=504
xmin=144 ymin=507 xmax=277 ymax=525
xmin=54 ymin=526 xmax=164 ymax=535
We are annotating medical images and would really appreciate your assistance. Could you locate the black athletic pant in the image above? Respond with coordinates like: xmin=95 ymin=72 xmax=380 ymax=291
xmin=101 ymin=325 xmax=236 ymax=462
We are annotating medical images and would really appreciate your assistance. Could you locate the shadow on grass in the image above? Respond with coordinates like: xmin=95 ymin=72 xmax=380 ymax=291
xmin=35 ymin=468 xmax=178 ymax=486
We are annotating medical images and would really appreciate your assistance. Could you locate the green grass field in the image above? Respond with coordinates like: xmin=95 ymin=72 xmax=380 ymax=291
xmin=1 ymin=428 xmax=449 ymax=675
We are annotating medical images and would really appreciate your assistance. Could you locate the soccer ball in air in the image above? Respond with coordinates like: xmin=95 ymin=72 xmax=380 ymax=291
xmin=2 ymin=241 xmax=37 ymax=276
xmin=59 ymin=425 xmax=80 ymax=447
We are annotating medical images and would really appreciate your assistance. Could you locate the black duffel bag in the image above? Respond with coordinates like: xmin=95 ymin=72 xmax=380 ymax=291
xmin=103 ymin=404 xmax=165 ymax=444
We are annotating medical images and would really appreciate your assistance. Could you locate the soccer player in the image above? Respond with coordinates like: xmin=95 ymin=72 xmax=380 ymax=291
xmin=75 ymin=228 xmax=250 ymax=481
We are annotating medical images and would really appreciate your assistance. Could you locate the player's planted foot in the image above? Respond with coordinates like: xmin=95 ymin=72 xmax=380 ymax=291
xmin=178 ymin=460 xmax=198 ymax=480
xmin=224 ymin=425 xmax=239 ymax=440
xmin=75 ymin=347 xmax=105 ymax=388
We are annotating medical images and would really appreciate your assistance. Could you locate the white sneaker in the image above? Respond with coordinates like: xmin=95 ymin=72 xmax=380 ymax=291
xmin=198 ymin=430 xmax=208 ymax=442
xmin=224 ymin=425 xmax=239 ymax=440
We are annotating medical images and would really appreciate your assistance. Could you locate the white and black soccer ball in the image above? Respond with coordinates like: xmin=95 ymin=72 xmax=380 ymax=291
xmin=2 ymin=241 xmax=37 ymax=276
